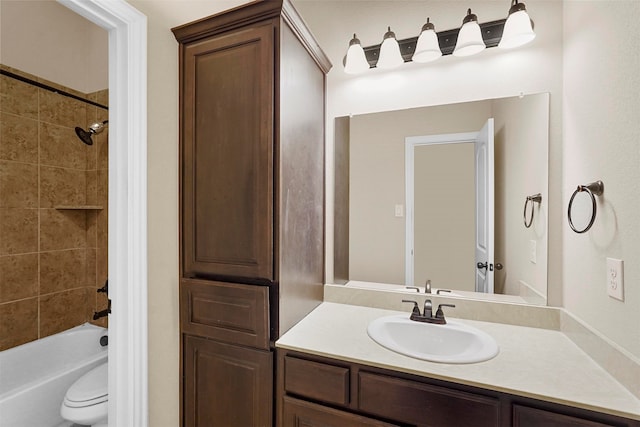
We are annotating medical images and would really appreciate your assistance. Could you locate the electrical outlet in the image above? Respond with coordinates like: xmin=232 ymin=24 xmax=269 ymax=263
xmin=606 ymin=258 xmax=624 ymax=301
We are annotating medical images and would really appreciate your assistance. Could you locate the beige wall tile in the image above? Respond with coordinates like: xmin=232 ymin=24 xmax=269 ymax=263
xmin=39 ymin=122 xmax=87 ymax=170
xmin=0 ymin=160 xmax=38 ymax=208
xmin=0 ymin=208 xmax=38 ymax=255
xmin=0 ymin=254 xmax=38 ymax=303
xmin=0 ymin=75 xmax=38 ymax=119
xmin=39 ymin=166 xmax=86 ymax=207
xmin=86 ymin=248 xmax=97 ymax=287
xmin=40 ymin=208 xmax=87 ymax=251
xmin=96 ymin=129 xmax=108 ymax=170
xmin=97 ymin=246 xmax=107 ymax=287
xmin=86 ymin=170 xmax=97 ymax=205
xmin=39 ymin=89 xmax=86 ymax=129
xmin=39 ymin=288 xmax=92 ymax=338
xmin=86 ymin=211 xmax=98 ymax=248
xmin=0 ymin=113 xmax=38 ymax=163
xmin=97 ymin=168 xmax=108 ymax=206
xmin=0 ymin=298 xmax=38 ymax=351
xmin=40 ymin=249 xmax=87 ymax=295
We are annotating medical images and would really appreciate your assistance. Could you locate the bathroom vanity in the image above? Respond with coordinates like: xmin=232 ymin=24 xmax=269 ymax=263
xmin=276 ymin=303 xmax=640 ymax=427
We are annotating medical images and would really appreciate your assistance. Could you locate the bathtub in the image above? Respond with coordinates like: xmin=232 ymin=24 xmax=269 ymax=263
xmin=0 ymin=323 xmax=107 ymax=427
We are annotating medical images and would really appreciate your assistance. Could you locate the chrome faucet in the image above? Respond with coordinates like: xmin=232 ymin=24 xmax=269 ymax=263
xmin=423 ymin=299 xmax=433 ymax=318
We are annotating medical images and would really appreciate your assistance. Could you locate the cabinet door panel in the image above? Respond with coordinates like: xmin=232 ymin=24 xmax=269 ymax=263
xmin=184 ymin=335 xmax=272 ymax=427
xmin=284 ymin=356 xmax=350 ymax=406
xmin=513 ymin=404 xmax=620 ymax=427
xmin=283 ymin=396 xmax=398 ymax=427
xmin=358 ymin=371 xmax=499 ymax=427
xmin=182 ymin=23 xmax=274 ymax=281
xmin=181 ymin=278 xmax=270 ymax=349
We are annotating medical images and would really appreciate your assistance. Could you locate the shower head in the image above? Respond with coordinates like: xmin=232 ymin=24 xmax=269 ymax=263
xmin=75 ymin=120 xmax=108 ymax=145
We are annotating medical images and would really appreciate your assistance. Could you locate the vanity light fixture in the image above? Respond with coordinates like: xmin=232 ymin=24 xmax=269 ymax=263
xmin=344 ymin=34 xmax=370 ymax=74
xmin=412 ymin=18 xmax=442 ymax=63
xmin=453 ymin=9 xmax=486 ymax=57
xmin=498 ymin=0 xmax=536 ymax=49
xmin=342 ymin=0 xmax=536 ymax=73
xmin=377 ymin=27 xmax=404 ymax=69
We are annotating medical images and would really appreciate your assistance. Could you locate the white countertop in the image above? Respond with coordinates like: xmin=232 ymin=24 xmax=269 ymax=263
xmin=276 ymin=302 xmax=640 ymax=421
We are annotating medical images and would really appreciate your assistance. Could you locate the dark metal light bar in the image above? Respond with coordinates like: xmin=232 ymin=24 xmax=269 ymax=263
xmin=362 ymin=18 xmax=506 ymax=68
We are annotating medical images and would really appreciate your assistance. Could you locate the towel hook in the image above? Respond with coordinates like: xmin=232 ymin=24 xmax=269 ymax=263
xmin=523 ymin=193 xmax=542 ymax=228
xmin=568 ymin=181 xmax=604 ymax=234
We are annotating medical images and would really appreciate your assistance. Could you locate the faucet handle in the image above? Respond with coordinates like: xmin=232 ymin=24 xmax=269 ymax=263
xmin=405 ymin=286 xmax=420 ymax=293
xmin=425 ymin=279 xmax=432 ymax=294
xmin=402 ymin=299 xmax=421 ymax=316
xmin=435 ymin=303 xmax=456 ymax=323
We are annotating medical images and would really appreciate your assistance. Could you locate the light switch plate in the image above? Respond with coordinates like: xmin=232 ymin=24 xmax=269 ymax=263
xmin=606 ymin=258 xmax=624 ymax=301
xmin=394 ymin=204 xmax=404 ymax=218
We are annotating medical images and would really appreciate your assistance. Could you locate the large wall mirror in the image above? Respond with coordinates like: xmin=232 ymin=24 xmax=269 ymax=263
xmin=334 ymin=93 xmax=549 ymax=305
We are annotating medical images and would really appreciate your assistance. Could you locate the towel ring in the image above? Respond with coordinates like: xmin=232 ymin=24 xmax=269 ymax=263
xmin=568 ymin=181 xmax=604 ymax=234
xmin=523 ymin=193 xmax=542 ymax=228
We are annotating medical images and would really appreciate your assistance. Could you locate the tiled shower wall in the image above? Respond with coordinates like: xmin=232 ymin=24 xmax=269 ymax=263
xmin=0 ymin=65 xmax=108 ymax=351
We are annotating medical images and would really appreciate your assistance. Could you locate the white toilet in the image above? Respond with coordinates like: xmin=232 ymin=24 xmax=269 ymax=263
xmin=60 ymin=362 xmax=108 ymax=427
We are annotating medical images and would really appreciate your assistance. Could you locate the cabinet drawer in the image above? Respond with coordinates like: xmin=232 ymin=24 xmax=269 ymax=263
xmin=283 ymin=396 xmax=397 ymax=427
xmin=513 ymin=404 xmax=621 ymax=427
xmin=358 ymin=372 xmax=499 ymax=427
xmin=284 ymin=356 xmax=350 ymax=406
xmin=181 ymin=278 xmax=269 ymax=349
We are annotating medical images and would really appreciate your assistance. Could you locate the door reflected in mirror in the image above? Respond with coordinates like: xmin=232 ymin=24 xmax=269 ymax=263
xmin=334 ymin=93 xmax=549 ymax=305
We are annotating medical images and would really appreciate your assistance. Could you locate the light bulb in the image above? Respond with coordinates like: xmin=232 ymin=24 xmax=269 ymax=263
xmin=453 ymin=9 xmax=486 ymax=57
xmin=499 ymin=1 xmax=535 ymax=49
xmin=344 ymin=34 xmax=370 ymax=74
xmin=412 ymin=18 xmax=442 ymax=63
xmin=376 ymin=27 xmax=404 ymax=69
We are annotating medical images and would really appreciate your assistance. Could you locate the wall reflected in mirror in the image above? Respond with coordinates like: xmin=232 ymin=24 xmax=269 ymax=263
xmin=334 ymin=93 xmax=549 ymax=305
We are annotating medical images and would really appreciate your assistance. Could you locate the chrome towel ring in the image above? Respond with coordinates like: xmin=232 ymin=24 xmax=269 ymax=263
xmin=523 ymin=193 xmax=542 ymax=228
xmin=568 ymin=180 xmax=604 ymax=234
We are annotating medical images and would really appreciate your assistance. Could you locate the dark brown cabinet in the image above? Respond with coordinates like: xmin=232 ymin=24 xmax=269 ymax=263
xmin=173 ymin=1 xmax=330 ymax=426
xmin=278 ymin=350 xmax=640 ymax=427
xmin=184 ymin=335 xmax=272 ymax=427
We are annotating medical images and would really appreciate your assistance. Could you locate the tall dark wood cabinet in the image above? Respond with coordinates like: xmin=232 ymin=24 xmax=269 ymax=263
xmin=173 ymin=2 xmax=331 ymax=426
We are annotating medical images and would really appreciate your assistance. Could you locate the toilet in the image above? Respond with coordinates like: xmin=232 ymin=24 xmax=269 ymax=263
xmin=60 ymin=362 xmax=108 ymax=427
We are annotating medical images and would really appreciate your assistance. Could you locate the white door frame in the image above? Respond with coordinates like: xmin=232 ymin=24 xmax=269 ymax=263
xmin=404 ymin=132 xmax=478 ymax=286
xmin=57 ymin=1 xmax=148 ymax=426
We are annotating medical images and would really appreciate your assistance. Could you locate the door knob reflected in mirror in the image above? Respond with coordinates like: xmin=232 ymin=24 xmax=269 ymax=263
xmin=477 ymin=262 xmax=503 ymax=271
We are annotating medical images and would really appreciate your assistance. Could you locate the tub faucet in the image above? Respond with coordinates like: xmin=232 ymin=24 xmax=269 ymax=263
xmin=93 ymin=279 xmax=111 ymax=320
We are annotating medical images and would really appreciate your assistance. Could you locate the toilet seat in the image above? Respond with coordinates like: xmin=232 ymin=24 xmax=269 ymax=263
xmin=61 ymin=362 xmax=108 ymax=426
xmin=64 ymin=362 xmax=108 ymax=406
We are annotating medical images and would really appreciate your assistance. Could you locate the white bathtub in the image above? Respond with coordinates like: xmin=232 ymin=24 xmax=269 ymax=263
xmin=0 ymin=323 xmax=107 ymax=427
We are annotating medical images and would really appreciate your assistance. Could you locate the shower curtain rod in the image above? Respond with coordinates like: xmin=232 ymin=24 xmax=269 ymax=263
xmin=1 ymin=68 xmax=109 ymax=110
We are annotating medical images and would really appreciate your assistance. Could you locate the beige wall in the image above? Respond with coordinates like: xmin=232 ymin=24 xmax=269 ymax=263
xmin=349 ymin=102 xmax=492 ymax=287
xmin=0 ymin=1 xmax=108 ymax=93
xmin=293 ymin=0 xmax=564 ymax=306
xmin=493 ymin=94 xmax=549 ymax=301
xmin=562 ymin=1 xmax=640 ymax=358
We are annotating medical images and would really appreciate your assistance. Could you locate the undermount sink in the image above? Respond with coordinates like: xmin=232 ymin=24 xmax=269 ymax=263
xmin=367 ymin=314 xmax=499 ymax=364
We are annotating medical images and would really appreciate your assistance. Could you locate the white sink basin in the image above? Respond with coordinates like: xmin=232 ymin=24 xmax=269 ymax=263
xmin=367 ymin=314 xmax=499 ymax=364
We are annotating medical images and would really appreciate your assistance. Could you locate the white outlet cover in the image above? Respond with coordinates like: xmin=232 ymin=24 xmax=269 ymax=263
xmin=606 ymin=258 xmax=624 ymax=301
